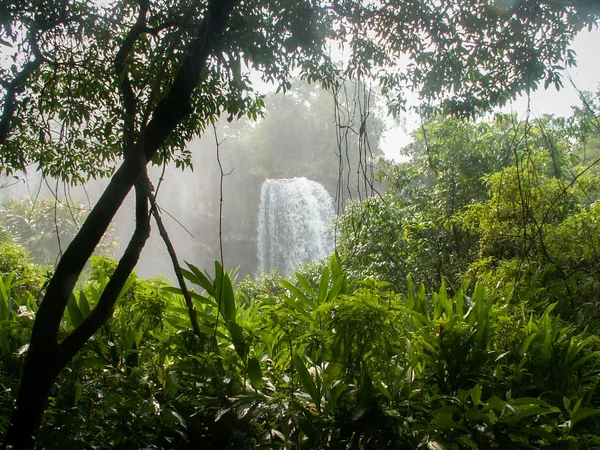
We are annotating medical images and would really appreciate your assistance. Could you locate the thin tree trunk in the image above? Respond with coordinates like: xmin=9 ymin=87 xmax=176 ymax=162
xmin=2 ymin=1 xmax=238 ymax=448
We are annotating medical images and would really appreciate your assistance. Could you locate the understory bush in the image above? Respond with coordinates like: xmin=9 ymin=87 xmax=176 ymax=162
xmin=1 ymin=250 xmax=598 ymax=448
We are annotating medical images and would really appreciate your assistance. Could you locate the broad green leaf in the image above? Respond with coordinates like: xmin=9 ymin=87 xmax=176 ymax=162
xmin=571 ymin=408 xmax=600 ymax=427
xmin=429 ymin=416 xmax=469 ymax=432
xmin=116 ymin=275 xmax=136 ymax=302
xmin=295 ymin=272 xmax=316 ymax=298
xmin=317 ymin=266 xmax=330 ymax=304
xmin=67 ymin=293 xmax=83 ymax=328
xmin=326 ymin=273 xmax=345 ymax=302
xmin=247 ymin=356 xmax=263 ymax=389
xmin=183 ymin=262 xmax=216 ymax=297
xmin=322 ymin=382 xmax=346 ymax=417
xmin=471 ymin=384 xmax=482 ymax=406
xmin=0 ymin=278 xmax=8 ymax=321
xmin=521 ymin=334 xmax=538 ymax=355
xmin=215 ymin=262 xmax=236 ymax=323
xmin=78 ymin=292 xmax=91 ymax=319
xmin=198 ymin=325 xmax=228 ymax=341
xmin=488 ymin=395 xmax=507 ymax=416
xmin=189 ymin=291 xmax=216 ymax=307
xmin=465 ymin=408 xmax=492 ymax=426
xmin=293 ymin=354 xmax=320 ymax=410
xmin=521 ymin=427 xmax=557 ymax=442
xmin=281 ymin=280 xmax=314 ymax=311
xmin=330 ymin=253 xmax=343 ymax=279
xmin=454 ymin=289 xmax=464 ymax=316
xmin=322 ymin=362 xmax=343 ymax=394
xmin=228 ymin=321 xmax=246 ymax=359
xmin=511 ymin=398 xmax=553 ymax=408
xmin=515 ymin=406 xmax=560 ymax=422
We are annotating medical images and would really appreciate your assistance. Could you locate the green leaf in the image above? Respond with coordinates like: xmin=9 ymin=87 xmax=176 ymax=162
xmin=0 ymin=276 xmax=9 ymax=320
xmin=189 ymin=290 xmax=216 ymax=307
xmin=116 ymin=275 xmax=136 ymax=302
xmin=183 ymin=262 xmax=216 ymax=297
xmin=511 ymin=397 xmax=553 ymax=408
xmin=515 ymin=406 xmax=559 ymax=422
xmin=215 ymin=261 xmax=236 ymax=323
xmin=295 ymin=272 xmax=315 ymax=298
xmin=281 ymin=279 xmax=314 ymax=311
xmin=293 ymin=354 xmax=320 ymax=410
xmin=488 ymin=395 xmax=507 ymax=416
xmin=454 ymin=289 xmax=465 ymax=317
xmin=322 ymin=382 xmax=346 ymax=417
xmin=430 ymin=416 xmax=469 ymax=432
xmin=330 ymin=253 xmax=344 ymax=279
xmin=471 ymin=384 xmax=482 ymax=406
xmin=247 ymin=356 xmax=263 ymax=389
xmin=171 ymin=411 xmax=187 ymax=429
xmin=521 ymin=427 xmax=557 ymax=442
xmin=521 ymin=333 xmax=538 ymax=355
xmin=571 ymin=408 xmax=600 ymax=428
xmin=435 ymin=406 xmax=463 ymax=415
xmin=326 ymin=273 xmax=345 ymax=302
xmin=465 ymin=408 xmax=492 ymax=426
xmin=227 ymin=321 xmax=246 ymax=359
xmin=67 ymin=293 xmax=83 ymax=328
xmin=78 ymin=291 xmax=91 ymax=319
xmin=317 ymin=266 xmax=330 ymax=304
xmin=322 ymin=361 xmax=343 ymax=394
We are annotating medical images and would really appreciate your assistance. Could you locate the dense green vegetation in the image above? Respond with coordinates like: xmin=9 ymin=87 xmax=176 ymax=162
xmin=1 ymin=0 xmax=599 ymax=447
xmin=2 ymin=99 xmax=600 ymax=447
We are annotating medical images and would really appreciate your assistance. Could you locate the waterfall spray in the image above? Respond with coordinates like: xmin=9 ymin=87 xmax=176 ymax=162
xmin=257 ymin=177 xmax=335 ymax=276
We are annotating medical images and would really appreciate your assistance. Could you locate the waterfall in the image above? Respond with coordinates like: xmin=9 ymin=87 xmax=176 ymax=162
xmin=257 ymin=177 xmax=336 ymax=276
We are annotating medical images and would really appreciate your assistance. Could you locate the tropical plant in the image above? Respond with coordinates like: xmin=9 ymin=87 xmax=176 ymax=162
xmin=1 ymin=0 xmax=599 ymax=446
xmin=0 ymin=249 xmax=597 ymax=448
xmin=458 ymin=151 xmax=600 ymax=317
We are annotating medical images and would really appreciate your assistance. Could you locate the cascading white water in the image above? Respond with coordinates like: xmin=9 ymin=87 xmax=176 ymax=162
xmin=257 ymin=177 xmax=336 ymax=276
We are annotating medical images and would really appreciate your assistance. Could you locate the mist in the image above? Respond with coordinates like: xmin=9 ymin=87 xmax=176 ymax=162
xmin=0 ymin=79 xmax=386 ymax=281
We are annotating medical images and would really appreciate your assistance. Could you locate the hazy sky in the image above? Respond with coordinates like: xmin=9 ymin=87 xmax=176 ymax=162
xmin=382 ymin=26 xmax=600 ymax=160
xmin=248 ymin=25 xmax=600 ymax=161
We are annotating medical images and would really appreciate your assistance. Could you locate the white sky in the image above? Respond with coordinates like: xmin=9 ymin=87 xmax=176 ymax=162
xmin=382 ymin=26 xmax=600 ymax=160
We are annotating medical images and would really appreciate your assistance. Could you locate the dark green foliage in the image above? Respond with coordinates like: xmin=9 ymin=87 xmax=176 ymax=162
xmin=2 ymin=2 xmax=600 ymax=445
xmin=0 ymin=245 xmax=44 ymax=437
xmin=337 ymin=110 xmax=600 ymax=317
xmin=336 ymin=115 xmax=527 ymax=292
xmin=0 ymin=251 xmax=597 ymax=448
xmin=3 ymin=106 xmax=600 ymax=450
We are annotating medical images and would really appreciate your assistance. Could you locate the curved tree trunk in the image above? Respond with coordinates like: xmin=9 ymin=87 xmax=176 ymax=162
xmin=2 ymin=1 xmax=238 ymax=448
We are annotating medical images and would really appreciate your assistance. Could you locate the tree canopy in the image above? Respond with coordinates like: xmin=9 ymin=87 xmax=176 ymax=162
xmin=1 ymin=0 xmax=598 ymax=181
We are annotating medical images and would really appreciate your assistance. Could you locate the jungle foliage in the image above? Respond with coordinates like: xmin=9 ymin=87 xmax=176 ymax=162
xmin=1 ymin=0 xmax=600 ymax=448
xmin=1 ymin=97 xmax=600 ymax=447
xmin=337 ymin=104 xmax=600 ymax=321
xmin=0 ymin=196 xmax=117 ymax=266
xmin=0 ymin=249 xmax=599 ymax=448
